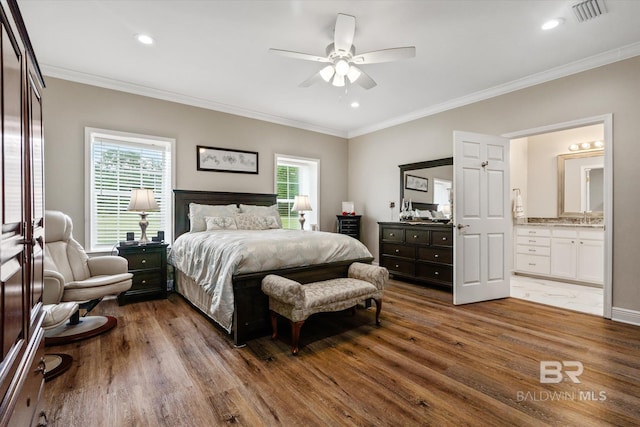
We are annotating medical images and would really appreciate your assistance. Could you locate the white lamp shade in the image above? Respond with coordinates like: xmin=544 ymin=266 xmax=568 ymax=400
xmin=128 ymin=189 xmax=159 ymax=212
xmin=292 ymin=195 xmax=312 ymax=212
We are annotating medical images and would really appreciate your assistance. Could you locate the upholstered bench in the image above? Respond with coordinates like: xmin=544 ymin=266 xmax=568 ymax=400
xmin=261 ymin=262 xmax=389 ymax=354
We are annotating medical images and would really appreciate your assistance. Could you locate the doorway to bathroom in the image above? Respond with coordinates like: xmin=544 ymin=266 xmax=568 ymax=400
xmin=504 ymin=115 xmax=612 ymax=318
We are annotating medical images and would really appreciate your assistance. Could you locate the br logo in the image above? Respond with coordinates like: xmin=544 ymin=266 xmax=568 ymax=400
xmin=540 ymin=361 xmax=584 ymax=383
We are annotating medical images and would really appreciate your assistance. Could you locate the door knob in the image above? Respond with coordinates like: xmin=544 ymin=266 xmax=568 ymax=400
xmin=456 ymin=224 xmax=469 ymax=230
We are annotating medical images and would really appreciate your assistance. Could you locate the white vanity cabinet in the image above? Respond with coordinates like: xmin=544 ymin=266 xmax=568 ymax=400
xmin=515 ymin=225 xmax=604 ymax=285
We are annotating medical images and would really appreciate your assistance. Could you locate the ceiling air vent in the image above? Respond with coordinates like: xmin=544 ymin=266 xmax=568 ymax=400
xmin=572 ymin=0 xmax=607 ymax=22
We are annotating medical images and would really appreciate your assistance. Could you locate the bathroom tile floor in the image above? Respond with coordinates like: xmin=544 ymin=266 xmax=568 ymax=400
xmin=510 ymin=274 xmax=603 ymax=316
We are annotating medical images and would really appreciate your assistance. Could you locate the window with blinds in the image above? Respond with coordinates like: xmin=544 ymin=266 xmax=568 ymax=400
xmin=86 ymin=128 xmax=174 ymax=252
xmin=275 ymin=154 xmax=319 ymax=230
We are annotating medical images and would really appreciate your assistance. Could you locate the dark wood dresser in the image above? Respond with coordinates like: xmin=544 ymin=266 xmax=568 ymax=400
xmin=117 ymin=243 xmax=168 ymax=305
xmin=378 ymin=222 xmax=453 ymax=288
xmin=336 ymin=215 xmax=361 ymax=240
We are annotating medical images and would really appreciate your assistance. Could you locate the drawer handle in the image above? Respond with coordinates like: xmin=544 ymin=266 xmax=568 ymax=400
xmin=528 ymin=249 xmax=536 ymax=252
xmin=142 ymin=280 xmax=147 ymax=284
xmin=442 ymin=237 xmax=447 ymax=241
xmin=389 ymin=233 xmax=395 ymax=237
xmin=142 ymin=259 xmax=146 ymax=264
xmin=413 ymin=235 xmax=418 ymax=239
xmin=528 ymin=231 xmax=537 ymax=234
xmin=528 ymin=263 xmax=536 ymax=266
xmin=395 ymin=249 xmax=400 ymax=253
xmin=528 ymin=240 xmax=536 ymax=243
xmin=434 ymin=271 xmax=439 ymax=275
xmin=434 ymin=254 xmax=439 ymax=258
xmin=395 ymin=264 xmax=400 ymax=268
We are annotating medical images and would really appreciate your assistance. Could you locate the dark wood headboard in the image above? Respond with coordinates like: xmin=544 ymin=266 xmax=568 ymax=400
xmin=173 ymin=190 xmax=277 ymax=239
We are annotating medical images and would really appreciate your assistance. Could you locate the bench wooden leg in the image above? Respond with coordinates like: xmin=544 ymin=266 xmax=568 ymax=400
xmin=269 ymin=310 xmax=279 ymax=340
xmin=373 ymin=298 xmax=382 ymax=325
xmin=290 ymin=320 xmax=304 ymax=355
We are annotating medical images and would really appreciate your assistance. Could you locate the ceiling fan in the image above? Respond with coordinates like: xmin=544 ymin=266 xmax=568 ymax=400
xmin=269 ymin=13 xmax=415 ymax=90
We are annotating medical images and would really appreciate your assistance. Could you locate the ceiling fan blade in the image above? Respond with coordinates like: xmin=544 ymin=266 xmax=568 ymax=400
xmin=352 ymin=46 xmax=416 ymax=64
xmin=299 ymin=70 xmax=324 ymax=87
xmin=269 ymin=48 xmax=330 ymax=63
xmin=348 ymin=66 xmax=377 ymax=89
xmin=334 ymin=14 xmax=355 ymax=54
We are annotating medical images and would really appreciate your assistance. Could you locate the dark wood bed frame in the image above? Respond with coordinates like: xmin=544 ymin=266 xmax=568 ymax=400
xmin=173 ymin=189 xmax=374 ymax=346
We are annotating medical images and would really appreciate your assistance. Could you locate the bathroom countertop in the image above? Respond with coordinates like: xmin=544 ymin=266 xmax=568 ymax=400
xmin=517 ymin=222 xmax=604 ymax=229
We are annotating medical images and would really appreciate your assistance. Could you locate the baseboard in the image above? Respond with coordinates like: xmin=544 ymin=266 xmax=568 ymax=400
xmin=611 ymin=307 xmax=640 ymax=326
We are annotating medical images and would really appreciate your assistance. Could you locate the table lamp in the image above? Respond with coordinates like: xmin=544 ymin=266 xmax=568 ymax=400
xmin=291 ymin=195 xmax=312 ymax=230
xmin=127 ymin=189 xmax=158 ymax=244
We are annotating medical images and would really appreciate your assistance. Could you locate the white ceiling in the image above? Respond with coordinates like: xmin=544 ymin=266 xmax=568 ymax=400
xmin=18 ymin=0 xmax=640 ymax=138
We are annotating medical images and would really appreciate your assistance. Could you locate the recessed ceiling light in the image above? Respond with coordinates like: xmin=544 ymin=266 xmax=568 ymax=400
xmin=541 ymin=18 xmax=564 ymax=31
xmin=350 ymin=101 xmax=360 ymax=108
xmin=136 ymin=34 xmax=154 ymax=45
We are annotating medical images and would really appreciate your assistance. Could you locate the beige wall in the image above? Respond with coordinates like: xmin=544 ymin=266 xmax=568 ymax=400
xmin=349 ymin=56 xmax=640 ymax=313
xmin=43 ymin=78 xmax=348 ymax=246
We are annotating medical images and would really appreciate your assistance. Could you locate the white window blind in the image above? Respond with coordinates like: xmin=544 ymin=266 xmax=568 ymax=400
xmin=275 ymin=154 xmax=319 ymax=229
xmin=86 ymin=128 xmax=173 ymax=252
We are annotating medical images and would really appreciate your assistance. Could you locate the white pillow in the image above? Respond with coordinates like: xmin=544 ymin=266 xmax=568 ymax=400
xmin=189 ymin=203 xmax=238 ymax=232
xmin=234 ymin=213 xmax=280 ymax=230
xmin=238 ymin=204 xmax=282 ymax=228
xmin=205 ymin=216 xmax=238 ymax=231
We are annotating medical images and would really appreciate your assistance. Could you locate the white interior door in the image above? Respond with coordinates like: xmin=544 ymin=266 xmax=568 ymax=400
xmin=453 ymin=131 xmax=511 ymax=305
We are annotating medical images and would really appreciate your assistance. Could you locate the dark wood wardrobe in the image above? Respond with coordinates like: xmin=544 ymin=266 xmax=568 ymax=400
xmin=0 ymin=0 xmax=46 ymax=425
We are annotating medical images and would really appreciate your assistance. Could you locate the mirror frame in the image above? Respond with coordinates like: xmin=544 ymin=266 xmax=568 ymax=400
xmin=399 ymin=157 xmax=453 ymax=209
xmin=557 ymin=150 xmax=604 ymax=218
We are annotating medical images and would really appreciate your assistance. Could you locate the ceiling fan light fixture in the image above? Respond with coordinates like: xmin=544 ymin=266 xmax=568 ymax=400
xmin=332 ymin=74 xmax=345 ymax=87
xmin=319 ymin=65 xmax=335 ymax=82
xmin=334 ymin=59 xmax=350 ymax=76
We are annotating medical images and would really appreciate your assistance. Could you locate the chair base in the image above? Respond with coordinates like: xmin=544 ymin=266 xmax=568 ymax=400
xmin=44 ymin=353 xmax=73 ymax=382
xmin=44 ymin=315 xmax=117 ymax=346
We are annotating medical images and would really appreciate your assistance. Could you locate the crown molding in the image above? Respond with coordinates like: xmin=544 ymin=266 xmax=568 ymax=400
xmin=347 ymin=41 xmax=640 ymax=138
xmin=41 ymin=65 xmax=348 ymax=138
xmin=42 ymin=40 xmax=640 ymax=141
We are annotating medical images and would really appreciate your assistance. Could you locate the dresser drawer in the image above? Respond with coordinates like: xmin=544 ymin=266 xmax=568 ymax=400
xmin=416 ymin=263 xmax=453 ymax=284
xmin=381 ymin=256 xmax=415 ymax=276
xmin=125 ymin=250 xmax=162 ymax=270
xmin=516 ymin=253 xmax=550 ymax=275
xmin=131 ymin=270 xmax=163 ymax=290
xmin=404 ymin=229 xmax=429 ymax=244
xmin=381 ymin=227 xmax=404 ymax=242
xmin=431 ymin=230 xmax=453 ymax=247
xmin=516 ymin=245 xmax=551 ymax=256
xmin=382 ymin=243 xmax=414 ymax=259
xmin=418 ymin=247 xmax=453 ymax=264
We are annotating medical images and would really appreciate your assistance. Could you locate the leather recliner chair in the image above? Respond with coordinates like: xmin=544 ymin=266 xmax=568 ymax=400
xmin=43 ymin=210 xmax=132 ymax=345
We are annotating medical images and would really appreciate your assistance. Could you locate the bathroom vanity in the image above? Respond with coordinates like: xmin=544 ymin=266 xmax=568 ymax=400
xmin=514 ymin=224 xmax=604 ymax=286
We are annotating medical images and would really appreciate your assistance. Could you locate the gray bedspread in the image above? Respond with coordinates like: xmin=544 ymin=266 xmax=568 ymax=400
xmin=168 ymin=229 xmax=373 ymax=332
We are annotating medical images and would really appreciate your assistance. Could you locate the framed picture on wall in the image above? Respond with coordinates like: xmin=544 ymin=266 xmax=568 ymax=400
xmin=197 ymin=145 xmax=259 ymax=174
xmin=405 ymin=174 xmax=428 ymax=192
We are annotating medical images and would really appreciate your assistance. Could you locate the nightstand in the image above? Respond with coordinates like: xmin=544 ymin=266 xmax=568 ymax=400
xmin=336 ymin=215 xmax=362 ymax=241
xmin=117 ymin=243 xmax=168 ymax=305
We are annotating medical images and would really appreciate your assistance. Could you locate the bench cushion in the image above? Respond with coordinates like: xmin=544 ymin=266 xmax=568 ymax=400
xmin=303 ymin=278 xmax=377 ymax=308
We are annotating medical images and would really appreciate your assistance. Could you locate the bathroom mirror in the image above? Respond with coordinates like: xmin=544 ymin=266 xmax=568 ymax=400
xmin=399 ymin=157 xmax=453 ymax=213
xmin=557 ymin=150 xmax=604 ymax=218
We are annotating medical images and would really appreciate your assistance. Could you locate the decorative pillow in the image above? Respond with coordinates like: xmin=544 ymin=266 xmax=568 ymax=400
xmin=205 ymin=216 xmax=238 ymax=231
xmin=239 ymin=204 xmax=282 ymax=228
xmin=189 ymin=203 xmax=238 ymax=232
xmin=234 ymin=213 xmax=280 ymax=230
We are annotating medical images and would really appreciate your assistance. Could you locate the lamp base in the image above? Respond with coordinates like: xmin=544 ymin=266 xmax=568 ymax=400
xmin=139 ymin=212 xmax=149 ymax=244
xmin=298 ymin=212 xmax=306 ymax=230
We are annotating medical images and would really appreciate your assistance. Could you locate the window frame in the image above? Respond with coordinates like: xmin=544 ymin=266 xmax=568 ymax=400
xmin=84 ymin=127 xmax=176 ymax=253
xmin=274 ymin=154 xmax=320 ymax=230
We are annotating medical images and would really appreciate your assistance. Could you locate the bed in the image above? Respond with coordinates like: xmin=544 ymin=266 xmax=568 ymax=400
xmin=170 ymin=189 xmax=374 ymax=346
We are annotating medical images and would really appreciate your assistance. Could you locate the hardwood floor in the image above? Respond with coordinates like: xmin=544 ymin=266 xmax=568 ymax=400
xmin=45 ymin=279 xmax=640 ymax=426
